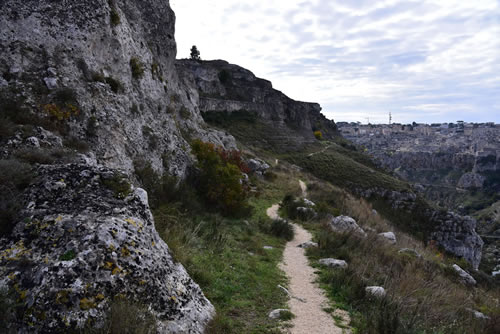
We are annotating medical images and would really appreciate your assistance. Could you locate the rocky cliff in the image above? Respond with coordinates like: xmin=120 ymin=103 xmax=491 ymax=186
xmin=0 ymin=0 xmax=235 ymax=178
xmin=176 ymin=59 xmax=338 ymax=151
xmin=0 ymin=0 xmax=229 ymax=332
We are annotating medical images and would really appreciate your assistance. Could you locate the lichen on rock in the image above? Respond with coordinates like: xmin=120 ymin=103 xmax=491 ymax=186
xmin=0 ymin=163 xmax=214 ymax=333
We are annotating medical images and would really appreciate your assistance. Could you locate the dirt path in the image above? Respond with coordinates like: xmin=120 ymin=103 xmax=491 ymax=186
xmin=268 ymin=180 xmax=344 ymax=334
xmin=298 ymin=180 xmax=307 ymax=198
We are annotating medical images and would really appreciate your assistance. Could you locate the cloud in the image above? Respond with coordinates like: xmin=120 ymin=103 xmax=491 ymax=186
xmin=170 ymin=0 xmax=500 ymax=123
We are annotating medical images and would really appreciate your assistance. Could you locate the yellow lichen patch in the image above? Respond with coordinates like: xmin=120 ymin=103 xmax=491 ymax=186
xmin=96 ymin=293 xmax=105 ymax=301
xmin=0 ymin=241 xmax=30 ymax=261
xmin=79 ymin=298 xmax=97 ymax=310
xmin=125 ymin=218 xmax=137 ymax=227
xmin=139 ymin=280 xmax=147 ymax=285
xmin=152 ymin=241 xmax=155 ymax=247
xmin=104 ymin=261 xmax=114 ymax=270
xmin=112 ymin=266 xmax=121 ymax=275
xmin=13 ymin=283 xmax=28 ymax=302
xmin=108 ymin=244 xmax=116 ymax=251
xmin=121 ymin=247 xmax=131 ymax=257
xmin=56 ymin=290 xmax=70 ymax=304
xmin=8 ymin=272 xmax=17 ymax=280
xmin=130 ymin=241 xmax=136 ymax=247
xmin=170 ymin=296 xmax=178 ymax=303
xmin=55 ymin=216 xmax=63 ymax=222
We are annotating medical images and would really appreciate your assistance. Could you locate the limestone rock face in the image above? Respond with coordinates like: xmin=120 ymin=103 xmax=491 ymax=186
xmin=431 ymin=211 xmax=483 ymax=270
xmin=457 ymin=173 xmax=486 ymax=189
xmin=0 ymin=0 xmax=235 ymax=178
xmin=176 ymin=59 xmax=338 ymax=150
xmin=0 ymin=164 xmax=214 ymax=333
xmin=358 ymin=187 xmax=483 ymax=269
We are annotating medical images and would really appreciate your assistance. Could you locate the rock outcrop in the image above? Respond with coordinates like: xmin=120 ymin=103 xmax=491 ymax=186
xmin=0 ymin=163 xmax=214 ymax=333
xmin=431 ymin=211 xmax=483 ymax=269
xmin=176 ymin=59 xmax=338 ymax=150
xmin=328 ymin=215 xmax=367 ymax=237
xmin=0 ymin=0 xmax=235 ymax=178
xmin=357 ymin=187 xmax=483 ymax=269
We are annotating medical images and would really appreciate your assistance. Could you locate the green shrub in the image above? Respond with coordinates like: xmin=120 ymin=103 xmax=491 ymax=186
xmin=280 ymin=194 xmax=305 ymax=220
xmin=279 ymin=310 xmax=295 ymax=320
xmin=191 ymin=139 xmax=249 ymax=215
xmin=59 ymin=250 xmax=76 ymax=261
xmin=314 ymin=130 xmax=323 ymax=140
xmin=102 ymin=173 xmax=131 ymax=199
xmin=110 ymin=9 xmax=120 ymax=26
xmin=218 ymin=70 xmax=231 ymax=84
xmin=63 ymin=136 xmax=90 ymax=152
xmin=270 ymin=219 xmax=294 ymax=241
xmin=130 ymin=58 xmax=145 ymax=79
xmin=142 ymin=126 xmax=158 ymax=149
xmin=179 ymin=106 xmax=190 ymax=119
xmin=105 ymin=77 xmax=123 ymax=93
xmin=0 ymin=116 xmax=16 ymax=140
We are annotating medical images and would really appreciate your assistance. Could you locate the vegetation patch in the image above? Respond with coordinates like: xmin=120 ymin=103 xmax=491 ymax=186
xmin=299 ymin=182 xmax=500 ymax=334
xmin=130 ymin=57 xmax=145 ymax=79
xmin=102 ymin=173 xmax=131 ymax=199
xmin=191 ymin=140 xmax=250 ymax=216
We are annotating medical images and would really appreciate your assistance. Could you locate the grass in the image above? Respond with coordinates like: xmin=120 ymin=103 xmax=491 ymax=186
xmin=283 ymin=144 xmax=409 ymax=192
xmin=296 ymin=185 xmax=500 ymax=334
xmin=134 ymin=158 xmax=304 ymax=333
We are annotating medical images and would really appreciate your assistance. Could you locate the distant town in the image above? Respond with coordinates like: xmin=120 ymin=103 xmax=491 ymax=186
xmin=337 ymin=121 xmax=500 ymax=157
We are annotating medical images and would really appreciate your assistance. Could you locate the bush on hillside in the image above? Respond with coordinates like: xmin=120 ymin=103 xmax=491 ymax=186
xmin=270 ymin=219 xmax=294 ymax=241
xmin=314 ymin=130 xmax=323 ymax=140
xmin=191 ymin=139 xmax=249 ymax=216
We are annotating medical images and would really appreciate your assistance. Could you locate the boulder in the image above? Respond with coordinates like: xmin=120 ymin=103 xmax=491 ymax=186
xmin=398 ymin=248 xmax=422 ymax=258
xmin=329 ymin=215 xmax=367 ymax=237
xmin=365 ymin=286 xmax=386 ymax=298
xmin=466 ymin=308 xmax=490 ymax=320
xmin=378 ymin=232 xmax=397 ymax=244
xmin=263 ymin=246 xmax=274 ymax=250
xmin=318 ymin=258 xmax=348 ymax=269
xmin=0 ymin=164 xmax=214 ymax=333
xmin=304 ymin=199 xmax=316 ymax=207
xmin=298 ymin=241 xmax=318 ymax=249
xmin=268 ymin=309 xmax=290 ymax=320
xmin=452 ymin=264 xmax=477 ymax=286
xmin=247 ymin=159 xmax=270 ymax=173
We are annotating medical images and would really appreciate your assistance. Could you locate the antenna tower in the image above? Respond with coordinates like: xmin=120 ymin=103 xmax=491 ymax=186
xmin=389 ymin=112 xmax=392 ymax=125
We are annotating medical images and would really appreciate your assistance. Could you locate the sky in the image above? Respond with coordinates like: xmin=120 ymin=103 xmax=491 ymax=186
xmin=170 ymin=0 xmax=500 ymax=124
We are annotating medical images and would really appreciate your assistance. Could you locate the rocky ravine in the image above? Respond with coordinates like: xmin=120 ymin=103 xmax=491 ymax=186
xmin=0 ymin=164 xmax=214 ymax=332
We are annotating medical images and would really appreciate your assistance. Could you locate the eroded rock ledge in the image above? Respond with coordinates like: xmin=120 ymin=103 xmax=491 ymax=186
xmin=0 ymin=164 xmax=214 ymax=333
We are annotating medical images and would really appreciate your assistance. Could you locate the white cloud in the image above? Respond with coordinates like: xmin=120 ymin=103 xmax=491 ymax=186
xmin=170 ymin=0 xmax=500 ymax=123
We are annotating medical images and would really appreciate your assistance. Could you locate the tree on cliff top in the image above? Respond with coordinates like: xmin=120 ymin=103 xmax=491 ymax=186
xmin=190 ymin=45 xmax=201 ymax=60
